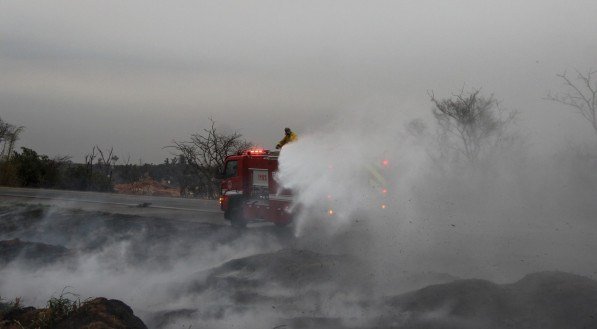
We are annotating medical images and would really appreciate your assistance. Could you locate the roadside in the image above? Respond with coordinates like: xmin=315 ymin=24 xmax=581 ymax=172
xmin=0 ymin=187 xmax=222 ymax=224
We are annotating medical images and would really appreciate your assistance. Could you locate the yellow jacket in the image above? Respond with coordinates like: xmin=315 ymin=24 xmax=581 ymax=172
xmin=276 ymin=132 xmax=297 ymax=149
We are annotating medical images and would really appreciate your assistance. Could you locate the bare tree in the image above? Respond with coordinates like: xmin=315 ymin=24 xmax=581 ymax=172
xmin=170 ymin=118 xmax=252 ymax=198
xmin=84 ymin=147 xmax=97 ymax=178
xmin=0 ymin=117 xmax=24 ymax=161
xmin=95 ymin=146 xmax=118 ymax=183
xmin=0 ymin=118 xmax=9 ymax=144
xmin=78 ymin=146 xmax=116 ymax=191
xmin=429 ymin=88 xmax=517 ymax=164
xmin=546 ymin=69 xmax=597 ymax=138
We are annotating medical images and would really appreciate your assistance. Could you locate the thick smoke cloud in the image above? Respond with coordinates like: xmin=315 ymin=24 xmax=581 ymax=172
xmin=277 ymin=105 xmax=597 ymax=287
xmin=278 ymin=108 xmax=424 ymax=234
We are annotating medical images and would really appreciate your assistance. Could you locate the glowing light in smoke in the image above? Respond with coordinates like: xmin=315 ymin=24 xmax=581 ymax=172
xmin=247 ymin=148 xmax=267 ymax=155
xmin=382 ymin=159 xmax=389 ymax=167
xmin=328 ymin=209 xmax=334 ymax=216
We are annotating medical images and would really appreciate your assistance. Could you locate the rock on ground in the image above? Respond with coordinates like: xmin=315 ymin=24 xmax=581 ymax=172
xmin=0 ymin=297 xmax=147 ymax=329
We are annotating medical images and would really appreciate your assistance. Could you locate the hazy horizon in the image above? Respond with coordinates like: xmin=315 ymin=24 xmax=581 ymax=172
xmin=2 ymin=0 xmax=596 ymax=163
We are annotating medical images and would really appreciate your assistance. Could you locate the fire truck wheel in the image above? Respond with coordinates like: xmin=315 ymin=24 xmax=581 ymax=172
xmin=229 ymin=201 xmax=247 ymax=228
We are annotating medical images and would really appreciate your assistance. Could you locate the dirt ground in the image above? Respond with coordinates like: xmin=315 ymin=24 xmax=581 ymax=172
xmin=1 ymin=201 xmax=596 ymax=329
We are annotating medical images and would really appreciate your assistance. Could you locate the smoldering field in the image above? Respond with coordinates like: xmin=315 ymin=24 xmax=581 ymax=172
xmin=1 ymin=110 xmax=597 ymax=328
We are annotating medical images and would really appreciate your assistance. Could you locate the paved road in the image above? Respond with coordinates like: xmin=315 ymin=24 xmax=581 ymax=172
xmin=0 ymin=186 xmax=224 ymax=224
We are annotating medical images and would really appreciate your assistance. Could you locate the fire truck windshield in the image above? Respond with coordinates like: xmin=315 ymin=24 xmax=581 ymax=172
xmin=224 ymin=160 xmax=238 ymax=178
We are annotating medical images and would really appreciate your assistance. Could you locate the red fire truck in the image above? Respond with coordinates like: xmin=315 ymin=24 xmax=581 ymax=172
xmin=218 ymin=148 xmax=390 ymax=227
xmin=218 ymin=149 xmax=293 ymax=227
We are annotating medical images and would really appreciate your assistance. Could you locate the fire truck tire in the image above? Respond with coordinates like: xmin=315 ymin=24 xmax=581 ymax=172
xmin=229 ymin=200 xmax=247 ymax=228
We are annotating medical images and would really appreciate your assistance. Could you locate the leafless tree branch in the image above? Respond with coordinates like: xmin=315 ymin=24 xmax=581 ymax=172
xmin=169 ymin=118 xmax=252 ymax=199
xmin=429 ymin=88 xmax=518 ymax=164
xmin=0 ymin=117 xmax=24 ymax=161
xmin=546 ymin=69 xmax=597 ymax=137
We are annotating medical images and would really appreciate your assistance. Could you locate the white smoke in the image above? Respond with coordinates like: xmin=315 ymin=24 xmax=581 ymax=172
xmin=277 ymin=107 xmax=429 ymax=237
xmin=276 ymin=104 xmax=597 ymax=286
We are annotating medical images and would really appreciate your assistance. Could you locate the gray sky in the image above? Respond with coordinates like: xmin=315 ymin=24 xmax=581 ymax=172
xmin=1 ymin=0 xmax=596 ymax=163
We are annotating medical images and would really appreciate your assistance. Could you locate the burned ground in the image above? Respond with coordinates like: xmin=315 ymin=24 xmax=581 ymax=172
xmin=0 ymin=238 xmax=71 ymax=267
xmin=381 ymin=271 xmax=597 ymax=329
xmin=1 ymin=202 xmax=596 ymax=329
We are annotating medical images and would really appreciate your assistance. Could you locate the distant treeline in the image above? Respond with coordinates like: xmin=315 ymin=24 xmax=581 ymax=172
xmin=0 ymin=147 xmax=213 ymax=197
xmin=0 ymin=116 xmax=251 ymax=199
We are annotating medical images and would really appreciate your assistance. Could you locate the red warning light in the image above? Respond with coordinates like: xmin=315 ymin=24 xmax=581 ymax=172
xmin=247 ymin=148 xmax=267 ymax=155
xmin=382 ymin=188 xmax=388 ymax=194
xmin=382 ymin=159 xmax=389 ymax=167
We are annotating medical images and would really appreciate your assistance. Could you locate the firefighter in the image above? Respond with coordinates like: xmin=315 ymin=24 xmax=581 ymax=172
xmin=276 ymin=127 xmax=297 ymax=149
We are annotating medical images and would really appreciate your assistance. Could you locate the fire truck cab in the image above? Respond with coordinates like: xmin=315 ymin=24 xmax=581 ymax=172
xmin=219 ymin=149 xmax=293 ymax=227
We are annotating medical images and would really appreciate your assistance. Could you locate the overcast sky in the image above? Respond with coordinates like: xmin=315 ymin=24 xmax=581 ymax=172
xmin=1 ymin=0 xmax=596 ymax=163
